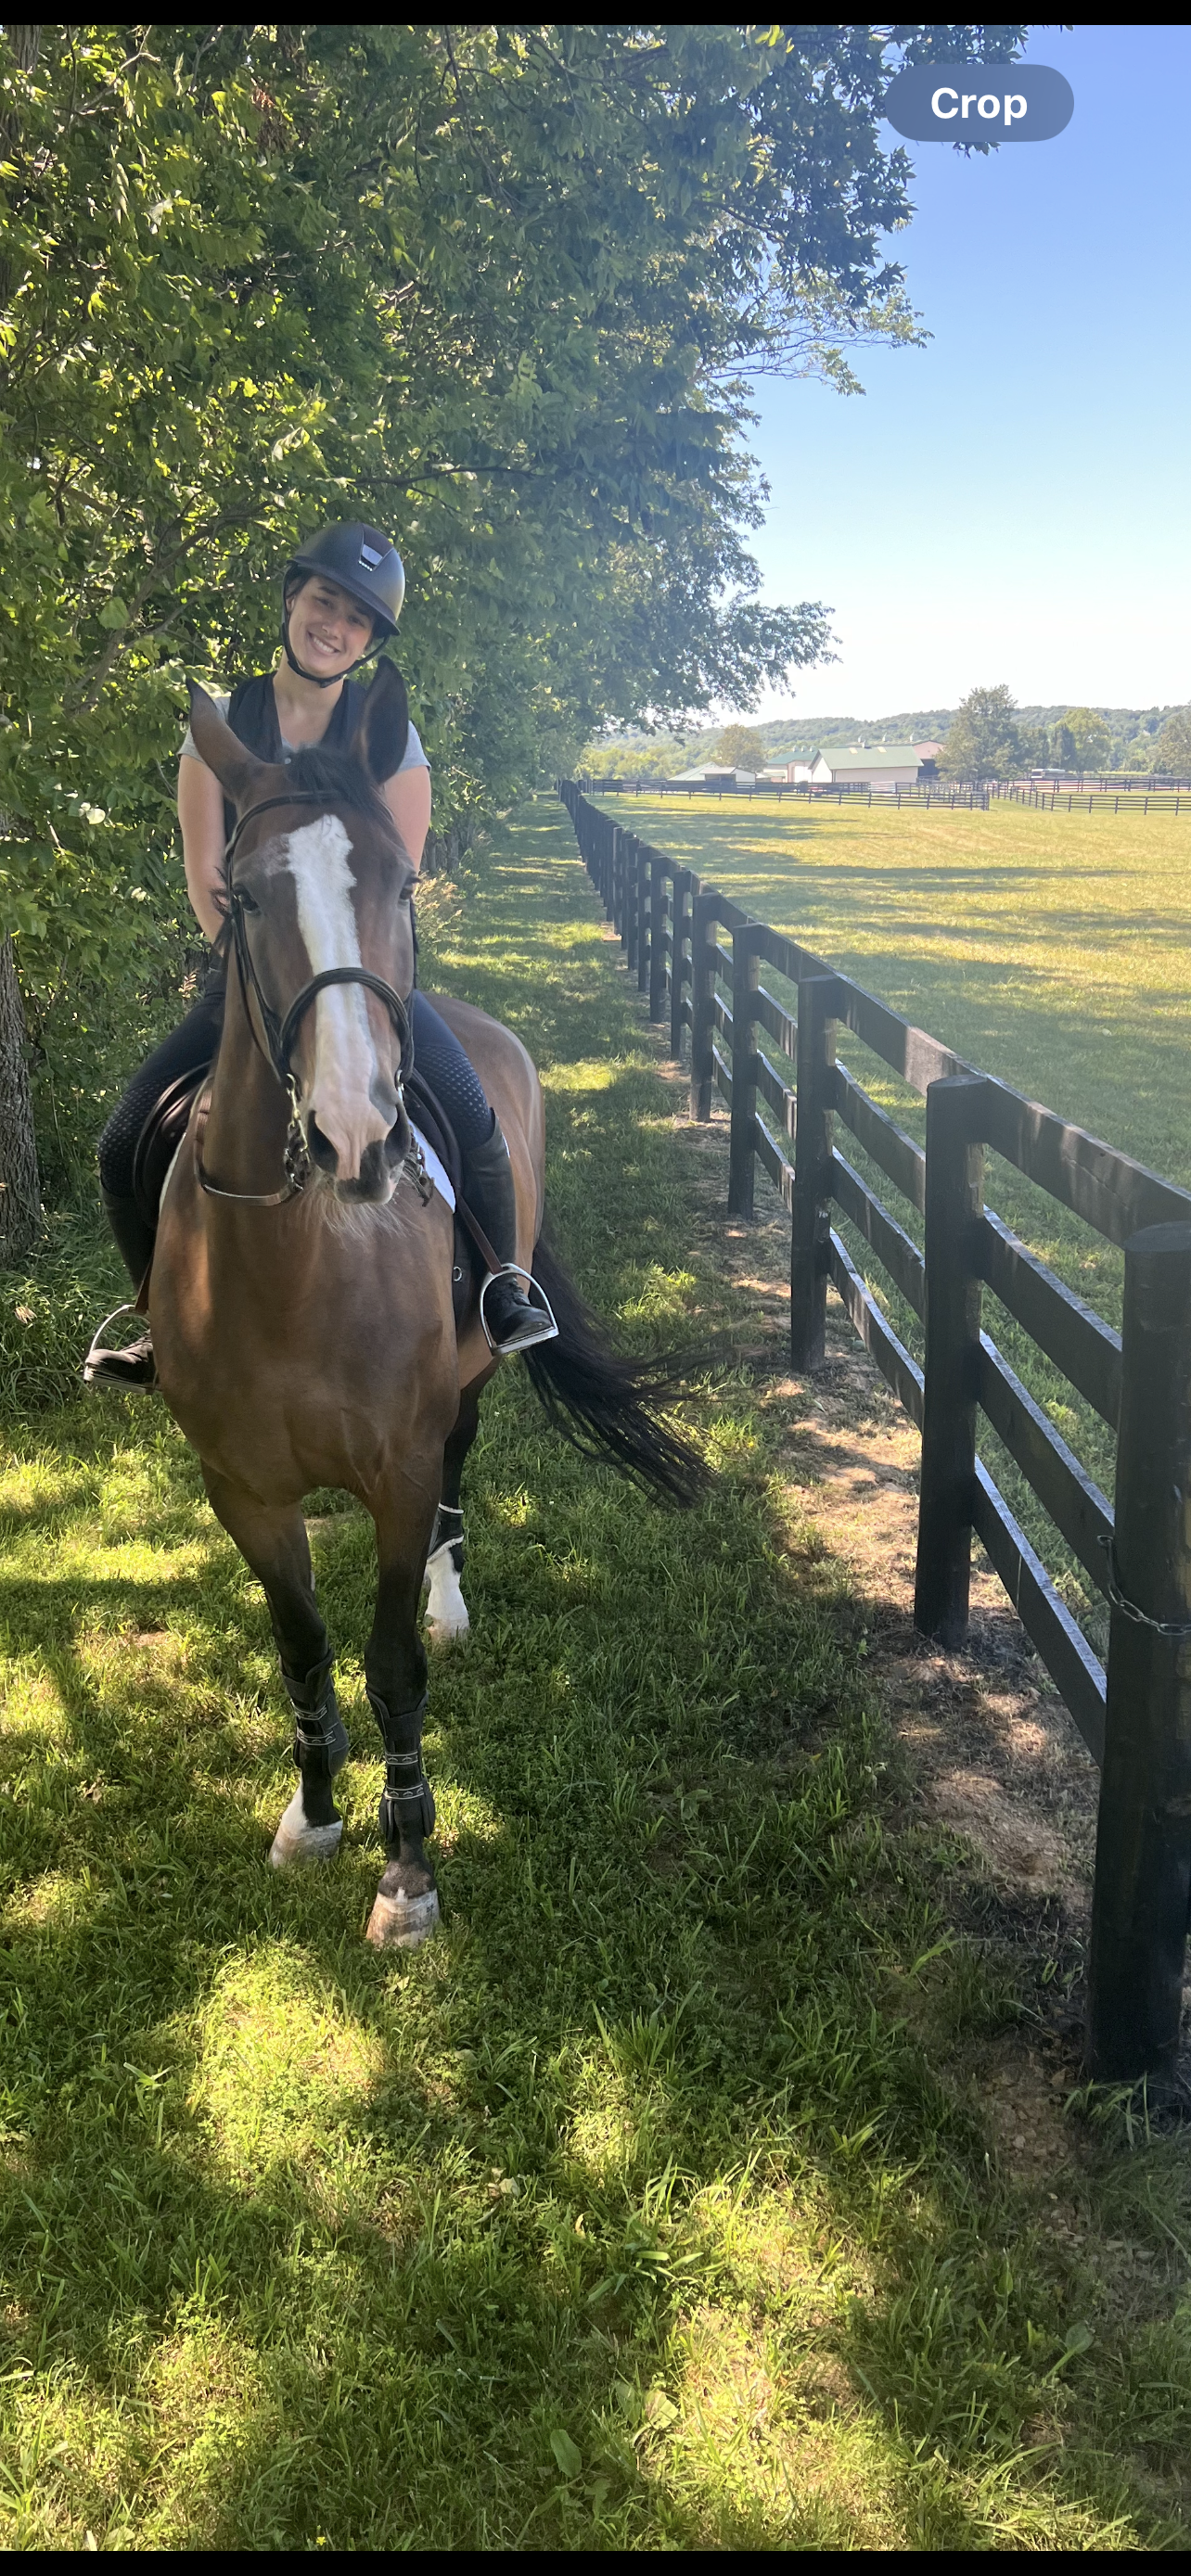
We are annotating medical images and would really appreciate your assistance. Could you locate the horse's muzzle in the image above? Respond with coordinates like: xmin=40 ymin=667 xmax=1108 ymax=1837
xmin=307 ymin=1100 xmax=413 ymax=1202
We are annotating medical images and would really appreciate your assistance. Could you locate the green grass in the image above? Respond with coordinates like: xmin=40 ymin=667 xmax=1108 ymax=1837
xmin=603 ymin=791 xmax=1191 ymax=1657
xmin=611 ymin=793 xmax=1191 ymax=1179
xmin=2 ymin=801 xmax=1191 ymax=2546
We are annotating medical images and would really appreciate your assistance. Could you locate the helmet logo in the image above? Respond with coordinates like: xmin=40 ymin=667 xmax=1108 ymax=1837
xmin=359 ymin=543 xmax=382 ymax=567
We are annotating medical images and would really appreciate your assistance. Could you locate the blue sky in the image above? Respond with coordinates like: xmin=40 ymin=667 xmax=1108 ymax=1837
xmin=749 ymin=24 xmax=1191 ymax=721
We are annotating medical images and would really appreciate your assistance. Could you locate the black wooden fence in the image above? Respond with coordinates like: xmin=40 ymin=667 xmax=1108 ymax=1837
xmin=560 ymin=779 xmax=1191 ymax=2091
xmin=579 ymin=778 xmax=1188 ymax=816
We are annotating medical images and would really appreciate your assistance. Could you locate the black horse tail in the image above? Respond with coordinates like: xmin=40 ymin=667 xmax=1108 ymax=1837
xmin=522 ymin=1229 xmax=709 ymax=1507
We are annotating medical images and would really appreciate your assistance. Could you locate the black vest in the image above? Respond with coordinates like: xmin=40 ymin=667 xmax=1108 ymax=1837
xmin=221 ymin=671 xmax=369 ymax=845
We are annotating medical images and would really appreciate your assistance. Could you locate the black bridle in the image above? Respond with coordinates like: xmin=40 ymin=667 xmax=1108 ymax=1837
xmin=197 ymin=789 xmax=416 ymax=1208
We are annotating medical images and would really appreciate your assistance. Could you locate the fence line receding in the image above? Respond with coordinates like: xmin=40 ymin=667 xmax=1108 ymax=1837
xmin=559 ymin=779 xmax=1191 ymax=2092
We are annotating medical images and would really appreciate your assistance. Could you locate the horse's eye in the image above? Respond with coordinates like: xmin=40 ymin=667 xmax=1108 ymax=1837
xmin=237 ymin=890 xmax=261 ymax=916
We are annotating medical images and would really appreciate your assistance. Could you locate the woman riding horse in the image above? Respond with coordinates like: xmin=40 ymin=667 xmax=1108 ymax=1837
xmin=85 ymin=520 xmax=555 ymax=1385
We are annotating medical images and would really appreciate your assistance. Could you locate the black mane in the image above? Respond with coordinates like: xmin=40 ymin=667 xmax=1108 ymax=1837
xmin=285 ymin=746 xmax=392 ymax=834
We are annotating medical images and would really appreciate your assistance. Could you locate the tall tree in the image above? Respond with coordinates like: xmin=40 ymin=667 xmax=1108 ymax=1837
xmin=1060 ymin=708 xmax=1113 ymax=772
xmin=939 ymin=684 xmax=1025 ymax=784
xmin=714 ymin=725 xmax=769 ymax=772
xmin=0 ymin=20 xmax=1026 ymax=1198
xmin=1154 ymin=708 xmax=1191 ymax=777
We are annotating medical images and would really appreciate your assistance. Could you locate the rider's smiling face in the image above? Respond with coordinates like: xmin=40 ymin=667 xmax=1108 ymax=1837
xmin=286 ymin=573 xmax=375 ymax=678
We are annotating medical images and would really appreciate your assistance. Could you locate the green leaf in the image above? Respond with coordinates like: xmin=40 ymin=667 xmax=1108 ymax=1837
xmin=643 ymin=2387 xmax=679 ymax=2431
xmin=96 ymin=598 xmax=130 ymax=631
xmin=548 ymin=2427 xmax=583 ymax=2479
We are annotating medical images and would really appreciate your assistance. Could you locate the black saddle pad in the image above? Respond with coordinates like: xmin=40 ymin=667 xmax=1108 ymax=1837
xmin=132 ymin=1068 xmax=209 ymax=1231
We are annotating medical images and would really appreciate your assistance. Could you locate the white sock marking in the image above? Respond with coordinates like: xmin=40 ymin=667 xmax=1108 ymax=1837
xmin=425 ymin=1540 xmax=470 ymax=1638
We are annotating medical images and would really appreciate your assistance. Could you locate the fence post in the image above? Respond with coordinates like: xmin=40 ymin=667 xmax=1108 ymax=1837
xmin=648 ymin=857 xmax=667 ymax=1023
xmin=623 ymin=832 xmax=638 ymax=973
xmin=1087 ymin=1223 xmax=1191 ymax=2085
xmin=689 ymin=889 xmax=719 ymax=1122
xmin=914 ymin=1074 xmax=986 ymax=1646
xmin=789 ymin=975 xmax=839 ymax=1371
xmin=636 ymin=843 xmax=649 ymax=994
xmin=670 ymin=869 xmax=692 ymax=1060
xmin=612 ymin=822 xmax=625 ymax=937
xmin=728 ymin=921 xmax=763 ymax=1218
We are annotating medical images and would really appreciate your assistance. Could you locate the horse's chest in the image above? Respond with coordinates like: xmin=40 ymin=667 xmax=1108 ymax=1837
xmin=155 ymin=1202 xmax=458 ymax=1495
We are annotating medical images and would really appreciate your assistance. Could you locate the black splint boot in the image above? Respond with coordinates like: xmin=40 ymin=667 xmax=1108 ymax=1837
xmin=461 ymin=1118 xmax=558 ymax=1357
xmin=83 ymin=1189 xmax=158 ymax=1392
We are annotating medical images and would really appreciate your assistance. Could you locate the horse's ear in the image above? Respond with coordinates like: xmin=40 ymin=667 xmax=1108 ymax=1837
xmin=186 ymin=683 xmax=272 ymax=809
xmin=352 ymin=660 xmax=410 ymax=787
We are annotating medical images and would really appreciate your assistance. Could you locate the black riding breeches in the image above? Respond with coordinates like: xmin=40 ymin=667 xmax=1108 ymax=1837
xmin=409 ymin=992 xmax=492 ymax=1151
xmin=96 ymin=975 xmax=492 ymax=1199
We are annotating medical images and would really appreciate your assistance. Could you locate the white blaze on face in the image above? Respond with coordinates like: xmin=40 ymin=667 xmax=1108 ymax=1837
xmin=282 ymin=814 xmax=392 ymax=1180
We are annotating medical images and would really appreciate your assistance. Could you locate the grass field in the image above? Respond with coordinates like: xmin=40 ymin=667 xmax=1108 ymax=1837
xmin=609 ymin=793 xmax=1191 ymax=1187
xmin=4 ymin=802 xmax=1191 ymax=2546
xmin=596 ymin=792 xmax=1191 ymax=1656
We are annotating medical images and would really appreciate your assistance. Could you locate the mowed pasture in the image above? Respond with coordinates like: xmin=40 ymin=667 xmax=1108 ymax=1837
xmin=603 ymin=792 xmax=1191 ymax=1657
xmin=608 ymin=793 xmax=1191 ymax=1190
xmin=6 ymin=804 xmax=1191 ymax=2545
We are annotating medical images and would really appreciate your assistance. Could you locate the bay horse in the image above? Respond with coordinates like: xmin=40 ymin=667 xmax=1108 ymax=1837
xmin=150 ymin=669 xmax=700 ymax=1948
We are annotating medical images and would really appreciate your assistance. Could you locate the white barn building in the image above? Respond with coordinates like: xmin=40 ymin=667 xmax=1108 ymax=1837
xmin=768 ymin=744 xmax=926 ymax=790
xmin=668 ymin=762 xmax=759 ymax=786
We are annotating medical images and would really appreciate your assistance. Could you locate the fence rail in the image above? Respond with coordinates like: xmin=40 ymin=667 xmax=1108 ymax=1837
xmin=580 ymin=778 xmax=1188 ymax=815
xmin=560 ymin=778 xmax=1191 ymax=2089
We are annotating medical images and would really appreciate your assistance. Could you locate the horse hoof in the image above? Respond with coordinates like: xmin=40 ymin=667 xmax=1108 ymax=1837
xmin=268 ymin=1790 xmax=344 ymax=1869
xmin=365 ymin=1886 xmax=441 ymax=1950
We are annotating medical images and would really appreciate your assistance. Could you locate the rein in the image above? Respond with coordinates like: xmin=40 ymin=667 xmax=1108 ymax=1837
xmin=197 ymin=788 xmax=415 ymax=1208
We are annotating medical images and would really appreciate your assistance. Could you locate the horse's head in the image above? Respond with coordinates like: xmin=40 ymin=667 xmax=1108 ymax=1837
xmin=188 ymin=665 xmax=417 ymax=1205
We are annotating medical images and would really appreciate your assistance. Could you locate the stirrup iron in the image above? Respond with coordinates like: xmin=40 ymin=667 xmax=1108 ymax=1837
xmin=83 ymin=1303 xmax=157 ymax=1391
xmin=478 ymin=1263 xmax=559 ymax=1358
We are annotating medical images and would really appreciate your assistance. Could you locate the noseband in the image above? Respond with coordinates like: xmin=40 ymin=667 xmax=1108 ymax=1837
xmin=197 ymin=789 xmax=416 ymax=1208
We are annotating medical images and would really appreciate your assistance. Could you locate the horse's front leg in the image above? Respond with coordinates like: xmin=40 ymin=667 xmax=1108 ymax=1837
xmin=364 ymin=1488 xmax=441 ymax=1951
xmin=424 ymin=1380 xmax=486 ymax=1643
xmin=201 ymin=1465 xmax=349 ymax=1868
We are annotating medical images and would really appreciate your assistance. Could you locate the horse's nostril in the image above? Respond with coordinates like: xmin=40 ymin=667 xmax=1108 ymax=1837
xmin=383 ymin=1104 xmax=412 ymax=1166
xmin=307 ymin=1117 xmax=339 ymax=1173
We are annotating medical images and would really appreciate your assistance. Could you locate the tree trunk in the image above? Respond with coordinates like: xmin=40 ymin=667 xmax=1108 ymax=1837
xmin=0 ymin=21 xmax=44 ymax=1271
xmin=5 ymin=28 xmax=40 ymax=71
xmin=0 ymin=931 xmax=41 ymax=1268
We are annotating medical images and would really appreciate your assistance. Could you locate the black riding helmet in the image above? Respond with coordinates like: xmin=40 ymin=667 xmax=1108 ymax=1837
xmin=282 ymin=521 xmax=405 ymax=687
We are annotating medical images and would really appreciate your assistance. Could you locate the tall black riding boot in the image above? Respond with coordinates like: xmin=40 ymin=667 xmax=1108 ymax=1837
xmin=103 ymin=1185 xmax=157 ymax=1291
xmin=83 ymin=1188 xmax=158 ymax=1391
xmin=460 ymin=1117 xmax=558 ymax=1356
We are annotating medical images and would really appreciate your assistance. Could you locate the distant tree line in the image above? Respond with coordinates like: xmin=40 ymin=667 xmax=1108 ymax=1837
xmin=938 ymin=690 xmax=1191 ymax=784
xmin=581 ymin=697 xmax=1191 ymax=784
